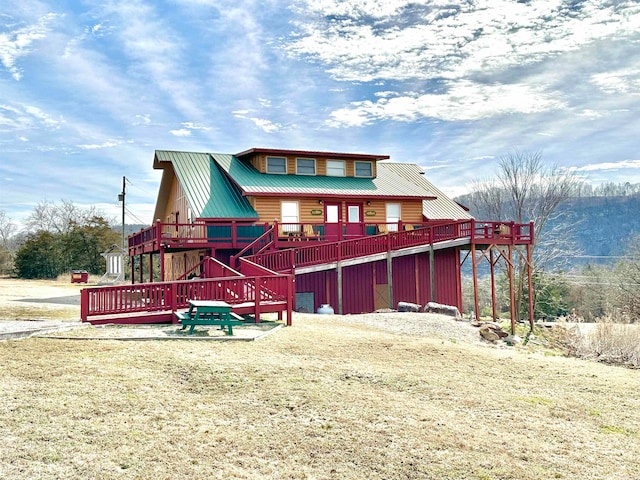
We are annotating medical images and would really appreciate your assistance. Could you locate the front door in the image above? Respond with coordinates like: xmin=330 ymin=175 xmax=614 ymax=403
xmin=345 ymin=203 xmax=364 ymax=239
xmin=324 ymin=203 xmax=342 ymax=241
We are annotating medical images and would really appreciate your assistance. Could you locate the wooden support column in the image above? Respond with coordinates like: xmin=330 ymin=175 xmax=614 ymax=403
xmin=527 ymin=244 xmax=535 ymax=329
xmin=131 ymin=254 xmax=135 ymax=284
xmin=508 ymin=245 xmax=516 ymax=334
xmin=429 ymin=244 xmax=436 ymax=302
xmin=387 ymin=252 xmax=393 ymax=309
xmin=149 ymin=252 xmax=153 ymax=282
xmin=160 ymin=247 xmax=165 ymax=282
xmin=490 ymin=248 xmax=497 ymax=322
xmin=471 ymin=244 xmax=480 ymax=321
xmin=337 ymin=262 xmax=343 ymax=315
xmin=138 ymin=254 xmax=144 ymax=284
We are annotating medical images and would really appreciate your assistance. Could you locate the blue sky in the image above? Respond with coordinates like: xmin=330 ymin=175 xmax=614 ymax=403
xmin=1 ymin=0 xmax=640 ymax=228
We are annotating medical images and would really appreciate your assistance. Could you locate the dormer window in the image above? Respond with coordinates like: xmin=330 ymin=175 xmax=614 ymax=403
xmin=355 ymin=161 xmax=373 ymax=177
xmin=326 ymin=160 xmax=345 ymax=177
xmin=296 ymin=158 xmax=316 ymax=175
xmin=266 ymin=156 xmax=287 ymax=174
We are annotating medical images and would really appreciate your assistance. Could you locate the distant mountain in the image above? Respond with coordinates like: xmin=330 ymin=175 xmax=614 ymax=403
xmin=455 ymin=194 xmax=640 ymax=267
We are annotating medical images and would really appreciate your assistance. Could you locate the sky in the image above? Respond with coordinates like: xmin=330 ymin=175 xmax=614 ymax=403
xmin=1 ymin=0 xmax=640 ymax=229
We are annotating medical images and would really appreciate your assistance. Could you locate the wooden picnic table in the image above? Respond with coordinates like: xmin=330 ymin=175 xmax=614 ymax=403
xmin=175 ymin=300 xmax=244 ymax=335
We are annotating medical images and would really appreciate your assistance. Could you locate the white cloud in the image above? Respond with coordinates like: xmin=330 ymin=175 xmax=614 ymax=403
xmin=327 ymin=81 xmax=566 ymax=126
xmin=249 ymin=117 xmax=282 ymax=133
xmin=575 ymin=160 xmax=640 ymax=172
xmin=169 ymin=128 xmax=192 ymax=137
xmin=591 ymin=68 xmax=640 ymax=96
xmin=286 ymin=1 xmax=640 ymax=83
xmin=0 ymin=13 xmax=58 ymax=81
xmin=181 ymin=121 xmax=209 ymax=130
xmin=78 ymin=141 xmax=120 ymax=150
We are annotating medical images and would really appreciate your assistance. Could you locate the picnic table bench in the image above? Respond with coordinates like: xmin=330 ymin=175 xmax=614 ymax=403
xmin=175 ymin=300 xmax=245 ymax=335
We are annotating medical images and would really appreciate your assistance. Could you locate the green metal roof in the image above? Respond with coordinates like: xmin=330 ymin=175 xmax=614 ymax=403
xmin=212 ymin=153 xmax=433 ymax=198
xmin=156 ymin=150 xmax=258 ymax=219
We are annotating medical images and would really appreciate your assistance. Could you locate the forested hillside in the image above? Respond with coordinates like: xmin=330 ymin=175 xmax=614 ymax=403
xmin=456 ymin=192 xmax=640 ymax=267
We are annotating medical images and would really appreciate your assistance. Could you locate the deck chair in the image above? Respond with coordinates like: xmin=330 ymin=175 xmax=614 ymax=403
xmin=404 ymin=224 xmax=414 ymax=231
xmin=377 ymin=224 xmax=389 ymax=234
xmin=303 ymin=224 xmax=317 ymax=237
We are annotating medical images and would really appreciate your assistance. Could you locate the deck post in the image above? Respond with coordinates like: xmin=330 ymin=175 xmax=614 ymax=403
xmin=286 ymin=274 xmax=293 ymax=326
xmin=80 ymin=288 xmax=89 ymax=322
xmin=255 ymin=276 xmax=261 ymax=323
xmin=471 ymin=243 xmax=480 ymax=321
xmin=387 ymin=251 xmax=393 ymax=309
xmin=337 ymin=261 xmax=343 ymax=315
xmin=527 ymin=243 xmax=535 ymax=329
xmin=490 ymin=248 xmax=497 ymax=321
xmin=429 ymin=242 xmax=436 ymax=302
xmin=508 ymin=245 xmax=516 ymax=334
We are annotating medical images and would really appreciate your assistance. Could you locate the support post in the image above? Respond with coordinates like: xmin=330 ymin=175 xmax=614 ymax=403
xmin=471 ymin=244 xmax=480 ymax=321
xmin=337 ymin=262 xmax=343 ymax=315
xmin=508 ymin=245 xmax=516 ymax=334
xmin=527 ymin=244 xmax=535 ymax=330
xmin=490 ymin=248 xmax=497 ymax=321
xmin=387 ymin=251 xmax=393 ymax=309
xmin=429 ymin=243 xmax=436 ymax=302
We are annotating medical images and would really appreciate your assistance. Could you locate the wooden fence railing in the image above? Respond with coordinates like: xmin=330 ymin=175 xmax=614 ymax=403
xmin=81 ymin=274 xmax=293 ymax=325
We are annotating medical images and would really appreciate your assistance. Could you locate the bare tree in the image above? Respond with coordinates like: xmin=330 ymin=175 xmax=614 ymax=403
xmin=0 ymin=210 xmax=17 ymax=274
xmin=25 ymin=200 xmax=101 ymax=234
xmin=468 ymin=150 xmax=583 ymax=320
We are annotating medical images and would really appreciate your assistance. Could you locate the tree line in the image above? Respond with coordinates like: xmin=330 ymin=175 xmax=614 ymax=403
xmin=0 ymin=200 xmax=120 ymax=279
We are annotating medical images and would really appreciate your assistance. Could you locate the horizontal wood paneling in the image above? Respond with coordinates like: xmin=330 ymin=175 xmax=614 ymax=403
xmin=250 ymin=196 xmax=423 ymax=224
xmin=245 ymin=153 xmax=377 ymax=177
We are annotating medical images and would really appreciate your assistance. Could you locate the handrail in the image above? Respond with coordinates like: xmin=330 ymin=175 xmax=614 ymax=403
xmin=81 ymin=274 xmax=293 ymax=322
xmin=230 ymin=224 xmax=276 ymax=268
xmin=177 ymin=256 xmax=243 ymax=280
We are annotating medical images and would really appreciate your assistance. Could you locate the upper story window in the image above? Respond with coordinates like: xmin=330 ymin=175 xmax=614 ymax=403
xmin=326 ymin=160 xmax=345 ymax=177
xmin=355 ymin=161 xmax=373 ymax=177
xmin=296 ymin=158 xmax=316 ymax=175
xmin=266 ymin=156 xmax=287 ymax=174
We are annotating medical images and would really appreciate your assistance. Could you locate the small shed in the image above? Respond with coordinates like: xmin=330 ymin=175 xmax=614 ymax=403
xmin=99 ymin=244 xmax=126 ymax=285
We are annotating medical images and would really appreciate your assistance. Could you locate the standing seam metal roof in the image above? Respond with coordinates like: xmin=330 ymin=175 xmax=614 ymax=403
xmin=381 ymin=163 xmax=473 ymax=221
xmin=156 ymin=151 xmax=258 ymax=219
xmin=212 ymin=153 xmax=435 ymax=198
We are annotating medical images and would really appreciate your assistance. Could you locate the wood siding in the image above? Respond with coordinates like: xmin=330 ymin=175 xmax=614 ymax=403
xmin=250 ymin=196 xmax=423 ymax=225
xmin=163 ymin=249 xmax=205 ymax=281
xmin=245 ymin=153 xmax=377 ymax=178
xmin=162 ymin=174 xmax=189 ymax=225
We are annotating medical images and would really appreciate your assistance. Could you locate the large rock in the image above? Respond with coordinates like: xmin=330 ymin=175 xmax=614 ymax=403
xmin=424 ymin=302 xmax=462 ymax=319
xmin=397 ymin=301 xmax=421 ymax=312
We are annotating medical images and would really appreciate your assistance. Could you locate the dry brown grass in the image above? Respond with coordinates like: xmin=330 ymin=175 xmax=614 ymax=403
xmin=1 ymin=315 xmax=640 ymax=480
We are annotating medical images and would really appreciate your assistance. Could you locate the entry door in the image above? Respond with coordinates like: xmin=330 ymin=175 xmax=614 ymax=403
xmin=324 ymin=203 xmax=342 ymax=241
xmin=345 ymin=203 xmax=364 ymax=239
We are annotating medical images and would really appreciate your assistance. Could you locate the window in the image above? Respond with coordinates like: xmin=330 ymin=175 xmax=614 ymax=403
xmin=386 ymin=203 xmax=401 ymax=232
xmin=281 ymin=201 xmax=299 ymax=233
xmin=326 ymin=160 xmax=345 ymax=177
xmin=296 ymin=158 xmax=316 ymax=175
xmin=355 ymin=161 xmax=373 ymax=177
xmin=348 ymin=205 xmax=360 ymax=223
xmin=266 ymin=156 xmax=287 ymax=174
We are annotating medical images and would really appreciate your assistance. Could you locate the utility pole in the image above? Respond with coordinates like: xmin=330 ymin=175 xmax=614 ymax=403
xmin=118 ymin=176 xmax=126 ymax=250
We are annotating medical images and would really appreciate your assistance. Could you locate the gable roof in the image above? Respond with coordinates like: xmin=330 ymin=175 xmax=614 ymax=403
xmin=212 ymin=153 xmax=436 ymax=199
xmin=153 ymin=149 xmax=469 ymax=221
xmin=155 ymin=151 xmax=258 ymax=219
xmin=381 ymin=163 xmax=473 ymax=221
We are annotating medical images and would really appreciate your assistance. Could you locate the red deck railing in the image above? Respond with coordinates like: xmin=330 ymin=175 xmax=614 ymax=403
xmin=80 ymin=274 xmax=294 ymax=325
xmin=244 ymin=220 xmax=533 ymax=272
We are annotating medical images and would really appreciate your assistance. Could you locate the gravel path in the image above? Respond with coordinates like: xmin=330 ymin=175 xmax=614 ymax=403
xmin=304 ymin=311 xmax=486 ymax=345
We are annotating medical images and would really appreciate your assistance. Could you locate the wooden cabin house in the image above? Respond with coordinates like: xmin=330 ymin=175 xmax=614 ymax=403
xmin=81 ymin=147 xmax=534 ymax=328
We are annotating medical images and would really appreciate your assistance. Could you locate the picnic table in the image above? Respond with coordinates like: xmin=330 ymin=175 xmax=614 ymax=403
xmin=175 ymin=300 xmax=244 ymax=335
